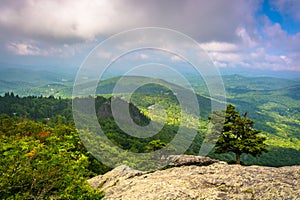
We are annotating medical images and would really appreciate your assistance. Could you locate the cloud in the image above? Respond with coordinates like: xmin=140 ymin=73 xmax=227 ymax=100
xmin=0 ymin=0 xmax=260 ymax=61
xmin=170 ymin=55 xmax=183 ymax=62
xmin=262 ymin=22 xmax=300 ymax=52
xmin=235 ymin=27 xmax=257 ymax=48
xmin=139 ymin=54 xmax=149 ymax=59
xmin=207 ymin=45 xmax=300 ymax=72
xmin=0 ymin=0 xmax=299 ymax=72
xmin=0 ymin=0 xmax=259 ymax=44
xmin=6 ymin=41 xmax=46 ymax=56
xmin=0 ymin=0 xmax=131 ymax=43
xmin=200 ymin=13 xmax=300 ymax=72
xmin=200 ymin=42 xmax=239 ymax=52
xmin=271 ymin=0 xmax=300 ymax=21
xmin=96 ymin=50 xmax=113 ymax=59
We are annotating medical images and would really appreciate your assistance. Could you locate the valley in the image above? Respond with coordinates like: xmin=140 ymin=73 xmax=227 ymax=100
xmin=0 ymin=68 xmax=299 ymax=167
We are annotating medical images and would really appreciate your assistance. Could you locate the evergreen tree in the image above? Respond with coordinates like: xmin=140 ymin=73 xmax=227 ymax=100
xmin=211 ymin=104 xmax=268 ymax=164
xmin=146 ymin=140 xmax=166 ymax=151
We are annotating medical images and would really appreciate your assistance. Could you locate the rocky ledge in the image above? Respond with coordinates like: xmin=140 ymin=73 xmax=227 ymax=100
xmin=88 ymin=155 xmax=300 ymax=200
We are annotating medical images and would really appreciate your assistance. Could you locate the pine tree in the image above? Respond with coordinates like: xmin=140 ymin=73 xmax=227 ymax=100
xmin=211 ymin=104 xmax=268 ymax=164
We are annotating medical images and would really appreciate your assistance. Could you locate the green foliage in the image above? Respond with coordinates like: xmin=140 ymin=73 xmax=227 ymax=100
xmin=1 ymin=85 xmax=300 ymax=170
xmin=209 ymin=146 xmax=300 ymax=167
xmin=212 ymin=104 xmax=268 ymax=164
xmin=146 ymin=140 xmax=167 ymax=151
xmin=0 ymin=93 xmax=72 ymax=124
xmin=0 ymin=116 xmax=105 ymax=199
xmin=97 ymin=118 xmax=178 ymax=154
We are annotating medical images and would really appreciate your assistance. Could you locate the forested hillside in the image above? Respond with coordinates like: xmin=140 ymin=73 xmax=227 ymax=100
xmin=1 ymin=74 xmax=299 ymax=180
xmin=1 ymin=92 xmax=299 ymax=167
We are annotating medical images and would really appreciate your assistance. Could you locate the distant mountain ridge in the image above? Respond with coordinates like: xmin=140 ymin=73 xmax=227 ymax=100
xmin=0 ymin=68 xmax=73 ymax=96
xmin=1 ymin=69 xmax=299 ymax=166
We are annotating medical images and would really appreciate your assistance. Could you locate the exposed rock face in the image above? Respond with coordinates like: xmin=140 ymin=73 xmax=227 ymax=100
xmin=88 ymin=156 xmax=300 ymax=200
xmin=87 ymin=165 xmax=145 ymax=191
xmin=97 ymin=97 xmax=150 ymax=125
xmin=166 ymin=155 xmax=221 ymax=167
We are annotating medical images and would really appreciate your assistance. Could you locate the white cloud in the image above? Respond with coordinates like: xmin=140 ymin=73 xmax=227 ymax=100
xmin=213 ymin=61 xmax=227 ymax=68
xmin=236 ymin=27 xmax=257 ymax=48
xmin=96 ymin=50 xmax=113 ymax=59
xmin=200 ymin=42 xmax=239 ymax=52
xmin=0 ymin=0 xmax=136 ymax=43
xmin=139 ymin=54 xmax=149 ymax=59
xmin=170 ymin=55 xmax=182 ymax=62
xmin=210 ymin=52 xmax=243 ymax=63
xmin=262 ymin=22 xmax=300 ymax=52
xmin=201 ymin=17 xmax=300 ymax=72
xmin=0 ymin=0 xmax=259 ymax=44
xmin=7 ymin=41 xmax=46 ymax=56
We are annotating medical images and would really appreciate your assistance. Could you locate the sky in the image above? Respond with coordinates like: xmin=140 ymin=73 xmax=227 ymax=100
xmin=0 ymin=0 xmax=300 ymax=77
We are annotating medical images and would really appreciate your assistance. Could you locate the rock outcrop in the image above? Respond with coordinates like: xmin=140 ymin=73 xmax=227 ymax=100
xmin=97 ymin=97 xmax=150 ymax=125
xmin=88 ymin=156 xmax=300 ymax=200
xmin=88 ymin=165 xmax=145 ymax=191
xmin=166 ymin=155 xmax=221 ymax=167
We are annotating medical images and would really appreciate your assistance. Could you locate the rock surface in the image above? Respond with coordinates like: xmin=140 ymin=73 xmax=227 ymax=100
xmin=166 ymin=155 xmax=221 ymax=167
xmin=87 ymin=165 xmax=145 ymax=191
xmin=88 ymin=156 xmax=300 ymax=200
